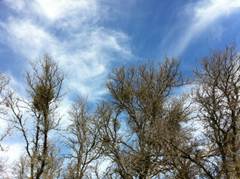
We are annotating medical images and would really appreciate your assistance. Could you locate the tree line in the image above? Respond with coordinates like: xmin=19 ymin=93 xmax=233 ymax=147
xmin=0 ymin=46 xmax=240 ymax=178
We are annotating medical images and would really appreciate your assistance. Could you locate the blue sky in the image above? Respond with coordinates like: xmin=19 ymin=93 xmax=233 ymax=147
xmin=0 ymin=0 xmax=240 ymax=167
xmin=0 ymin=0 xmax=240 ymax=101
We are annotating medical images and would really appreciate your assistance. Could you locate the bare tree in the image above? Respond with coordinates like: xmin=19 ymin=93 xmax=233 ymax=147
xmin=0 ymin=73 xmax=11 ymax=178
xmin=65 ymin=97 xmax=102 ymax=179
xmin=98 ymin=59 xmax=193 ymax=178
xmin=97 ymin=103 xmax=133 ymax=179
xmin=0 ymin=73 xmax=10 ymax=149
xmin=14 ymin=144 xmax=63 ymax=179
xmin=13 ymin=156 xmax=29 ymax=179
xmin=42 ymin=144 xmax=63 ymax=179
xmin=195 ymin=46 xmax=240 ymax=178
xmin=6 ymin=55 xmax=64 ymax=179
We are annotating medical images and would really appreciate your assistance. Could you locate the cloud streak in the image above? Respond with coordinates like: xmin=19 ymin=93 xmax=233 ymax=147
xmin=172 ymin=0 xmax=240 ymax=56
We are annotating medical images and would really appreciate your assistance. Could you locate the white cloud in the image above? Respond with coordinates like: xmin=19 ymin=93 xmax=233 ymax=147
xmin=0 ymin=142 xmax=24 ymax=177
xmin=1 ymin=0 xmax=132 ymax=101
xmin=173 ymin=0 xmax=240 ymax=56
xmin=0 ymin=143 xmax=24 ymax=163
xmin=32 ymin=0 xmax=97 ymax=22
xmin=1 ymin=18 xmax=58 ymax=58
xmin=4 ymin=0 xmax=99 ymax=29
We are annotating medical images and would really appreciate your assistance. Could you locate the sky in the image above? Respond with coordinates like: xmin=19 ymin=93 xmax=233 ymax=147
xmin=0 ymin=0 xmax=240 ymax=174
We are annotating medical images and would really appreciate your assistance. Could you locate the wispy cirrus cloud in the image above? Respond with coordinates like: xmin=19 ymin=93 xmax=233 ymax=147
xmin=1 ymin=19 xmax=58 ymax=58
xmin=0 ymin=0 xmax=133 ymax=101
xmin=4 ymin=0 xmax=98 ymax=22
xmin=164 ymin=0 xmax=240 ymax=57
